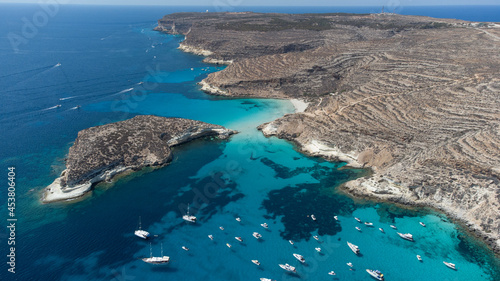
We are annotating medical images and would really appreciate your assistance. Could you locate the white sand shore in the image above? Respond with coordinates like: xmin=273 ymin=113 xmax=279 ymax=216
xmin=290 ymin=99 xmax=309 ymax=113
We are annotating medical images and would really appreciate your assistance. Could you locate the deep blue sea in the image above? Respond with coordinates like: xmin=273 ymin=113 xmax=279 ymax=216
xmin=1 ymin=4 xmax=499 ymax=281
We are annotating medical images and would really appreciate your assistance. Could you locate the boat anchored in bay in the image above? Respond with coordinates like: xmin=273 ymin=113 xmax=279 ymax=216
xmin=397 ymin=232 xmax=414 ymax=241
xmin=347 ymin=241 xmax=360 ymax=255
xmin=279 ymin=263 xmax=296 ymax=273
xmin=293 ymin=253 xmax=305 ymax=263
xmin=134 ymin=216 xmax=150 ymax=239
xmin=443 ymin=261 xmax=457 ymax=270
xmin=182 ymin=204 xmax=196 ymax=223
xmin=142 ymin=243 xmax=170 ymax=264
xmin=366 ymin=269 xmax=384 ymax=280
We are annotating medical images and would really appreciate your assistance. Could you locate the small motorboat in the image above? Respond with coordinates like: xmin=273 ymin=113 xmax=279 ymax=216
xmin=355 ymin=217 xmax=361 ymax=223
xmin=379 ymin=228 xmax=385 ymax=233
xmin=364 ymin=222 xmax=374 ymax=227
xmin=293 ymin=253 xmax=305 ymax=263
xmin=417 ymin=255 xmax=422 ymax=261
xmin=397 ymin=232 xmax=414 ymax=241
xmin=315 ymin=247 xmax=322 ymax=252
xmin=252 ymin=259 xmax=261 ymax=266
xmin=182 ymin=246 xmax=189 ymax=251
xmin=260 ymin=279 xmax=274 ymax=281
xmin=334 ymin=216 xmax=338 ymax=221
xmin=235 ymin=217 xmax=241 ymax=222
xmin=226 ymin=243 xmax=232 ymax=248
xmin=347 ymin=241 xmax=360 ymax=255
xmin=443 ymin=261 xmax=456 ymax=270
xmin=355 ymin=227 xmax=362 ymax=232
xmin=313 ymin=235 xmax=319 ymax=241
xmin=311 ymin=214 xmax=317 ymax=221
xmin=289 ymin=240 xmax=294 ymax=245
xmin=366 ymin=269 xmax=384 ymax=280
xmin=235 ymin=236 xmax=243 ymax=242
xmin=279 ymin=263 xmax=296 ymax=273
xmin=134 ymin=216 xmax=150 ymax=239
xmin=219 ymin=226 xmax=224 ymax=231
xmin=253 ymin=232 xmax=262 ymax=239
xmin=347 ymin=262 xmax=353 ymax=267
xmin=55 ymin=104 xmax=62 ymax=108
xmin=261 ymin=223 xmax=269 ymax=229
xmin=328 ymin=271 xmax=336 ymax=275
xmin=420 ymin=222 xmax=426 ymax=227
xmin=208 ymin=234 xmax=214 ymax=240
xmin=390 ymin=225 xmax=397 ymax=229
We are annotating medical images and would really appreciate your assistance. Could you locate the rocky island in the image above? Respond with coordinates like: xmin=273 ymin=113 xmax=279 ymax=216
xmin=155 ymin=12 xmax=500 ymax=254
xmin=42 ymin=115 xmax=236 ymax=203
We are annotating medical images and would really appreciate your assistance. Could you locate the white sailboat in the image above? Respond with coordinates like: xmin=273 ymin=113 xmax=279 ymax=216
xmin=134 ymin=216 xmax=150 ymax=239
xmin=142 ymin=243 xmax=170 ymax=264
xmin=182 ymin=204 xmax=196 ymax=223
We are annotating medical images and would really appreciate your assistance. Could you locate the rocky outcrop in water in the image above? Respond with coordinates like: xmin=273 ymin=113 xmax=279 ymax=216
xmin=156 ymin=12 xmax=500 ymax=254
xmin=42 ymin=115 xmax=236 ymax=203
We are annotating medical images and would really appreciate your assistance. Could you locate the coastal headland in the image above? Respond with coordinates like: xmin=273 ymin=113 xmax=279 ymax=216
xmin=42 ymin=115 xmax=236 ymax=203
xmin=155 ymin=12 xmax=500 ymax=254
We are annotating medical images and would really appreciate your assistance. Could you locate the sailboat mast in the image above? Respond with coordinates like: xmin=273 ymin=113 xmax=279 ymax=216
xmin=161 ymin=243 xmax=164 ymax=256
xmin=138 ymin=216 xmax=142 ymax=230
xmin=149 ymin=243 xmax=152 ymax=258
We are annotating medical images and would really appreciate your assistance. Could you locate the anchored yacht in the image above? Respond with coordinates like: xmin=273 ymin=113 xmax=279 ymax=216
xmin=142 ymin=243 xmax=169 ymax=264
xmin=279 ymin=263 xmax=296 ymax=273
xmin=293 ymin=253 xmax=305 ymax=263
xmin=347 ymin=241 xmax=360 ymax=255
xmin=366 ymin=269 xmax=384 ymax=280
xmin=134 ymin=216 xmax=150 ymax=239
xmin=397 ymin=232 xmax=414 ymax=241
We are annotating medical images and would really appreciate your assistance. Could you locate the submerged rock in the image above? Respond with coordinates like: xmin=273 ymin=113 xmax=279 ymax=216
xmin=42 ymin=115 xmax=236 ymax=203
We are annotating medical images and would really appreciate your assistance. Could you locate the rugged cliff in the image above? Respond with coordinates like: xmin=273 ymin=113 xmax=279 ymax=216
xmin=43 ymin=115 xmax=236 ymax=203
xmin=155 ymin=12 xmax=500 ymax=254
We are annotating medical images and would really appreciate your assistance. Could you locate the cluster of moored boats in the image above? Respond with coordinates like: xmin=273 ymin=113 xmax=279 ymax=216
xmin=133 ymin=209 xmax=457 ymax=277
xmin=349 ymin=216 xmax=457 ymax=272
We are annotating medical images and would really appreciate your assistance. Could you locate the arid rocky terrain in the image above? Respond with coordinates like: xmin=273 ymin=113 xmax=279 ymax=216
xmin=155 ymin=12 xmax=500 ymax=254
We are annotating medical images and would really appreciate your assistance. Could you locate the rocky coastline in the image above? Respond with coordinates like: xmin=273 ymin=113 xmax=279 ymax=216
xmin=42 ymin=115 xmax=236 ymax=203
xmin=155 ymin=12 xmax=500 ymax=255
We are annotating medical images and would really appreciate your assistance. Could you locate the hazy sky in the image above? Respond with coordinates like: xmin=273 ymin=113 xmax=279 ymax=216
xmin=0 ymin=0 xmax=499 ymax=6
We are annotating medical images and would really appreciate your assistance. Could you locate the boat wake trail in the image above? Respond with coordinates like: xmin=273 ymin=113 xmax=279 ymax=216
xmin=118 ymin=88 xmax=134 ymax=94
xmin=59 ymin=96 xmax=77 ymax=101
xmin=42 ymin=105 xmax=62 ymax=111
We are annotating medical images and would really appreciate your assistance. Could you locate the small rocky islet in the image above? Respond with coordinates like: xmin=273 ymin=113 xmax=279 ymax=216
xmin=42 ymin=115 xmax=236 ymax=203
